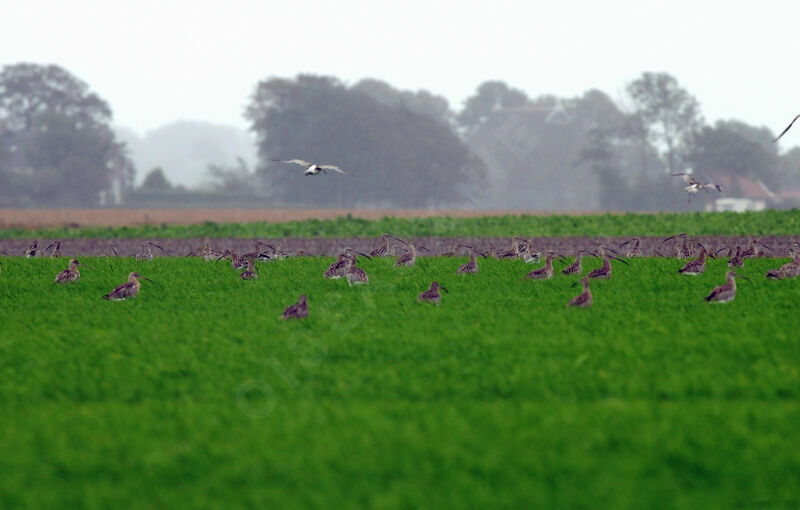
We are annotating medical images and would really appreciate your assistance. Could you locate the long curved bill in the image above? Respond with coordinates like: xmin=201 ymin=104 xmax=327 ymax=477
xmin=609 ymin=255 xmax=630 ymax=265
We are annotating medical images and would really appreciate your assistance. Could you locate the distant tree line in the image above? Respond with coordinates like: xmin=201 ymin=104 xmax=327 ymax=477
xmin=1 ymin=62 xmax=798 ymax=210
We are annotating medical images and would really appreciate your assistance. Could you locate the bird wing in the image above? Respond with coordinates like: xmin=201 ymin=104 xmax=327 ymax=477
xmin=273 ymin=158 xmax=312 ymax=167
xmin=670 ymin=172 xmax=694 ymax=184
xmin=105 ymin=282 xmax=134 ymax=299
xmin=773 ymin=114 xmax=800 ymax=143
xmin=318 ymin=165 xmax=350 ymax=175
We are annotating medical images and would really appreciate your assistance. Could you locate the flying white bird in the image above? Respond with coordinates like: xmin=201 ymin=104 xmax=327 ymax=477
xmin=774 ymin=114 xmax=800 ymax=143
xmin=271 ymin=159 xmax=350 ymax=176
xmin=670 ymin=173 xmax=723 ymax=194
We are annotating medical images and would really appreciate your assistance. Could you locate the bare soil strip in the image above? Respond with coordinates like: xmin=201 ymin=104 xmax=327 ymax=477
xmin=0 ymin=208 xmax=609 ymax=228
xmin=2 ymin=236 xmax=797 ymax=258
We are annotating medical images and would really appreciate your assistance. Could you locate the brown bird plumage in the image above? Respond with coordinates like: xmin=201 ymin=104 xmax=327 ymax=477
xmin=566 ymin=277 xmax=593 ymax=308
xmin=281 ymin=294 xmax=308 ymax=319
xmin=25 ymin=240 xmax=38 ymax=258
xmin=456 ymin=246 xmax=483 ymax=275
xmin=418 ymin=281 xmax=446 ymax=305
xmin=619 ymin=237 xmax=641 ymax=258
xmin=240 ymin=258 xmax=258 ymax=280
xmin=135 ymin=241 xmax=165 ymax=261
xmin=524 ymin=250 xmax=556 ymax=280
xmin=104 ymin=272 xmax=152 ymax=300
xmin=54 ymin=258 xmax=89 ymax=284
xmin=704 ymin=270 xmax=747 ymax=303
xmin=678 ymin=244 xmax=711 ymax=275
xmin=46 ymin=240 xmax=63 ymax=258
xmin=561 ymin=250 xmax=585 ymax=276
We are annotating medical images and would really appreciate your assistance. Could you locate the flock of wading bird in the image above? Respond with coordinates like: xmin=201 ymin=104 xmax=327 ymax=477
xmin=3 ymin=233 xmax=799 ymax=317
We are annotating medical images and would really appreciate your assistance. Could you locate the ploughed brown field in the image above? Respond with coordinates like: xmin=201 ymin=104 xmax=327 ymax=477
xmin=0 ymin=208 xmax=606 ymax=228
xmin=1 ymin=236 xmax=797 ymax=258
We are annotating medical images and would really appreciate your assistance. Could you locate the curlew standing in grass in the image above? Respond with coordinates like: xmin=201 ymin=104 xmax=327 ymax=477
xmin=242 ymin=241 xmax=274 ymax=262
xmin=103 ymin=272 xmax=153 ymax=300
xmin=561 ymin=249 xmax=585 ymax=276
xmin=240 ymin=258 xmax=258 ymax=280
xmin=520 ymin=239 xmax=542 ymax=263
xmin=587 ymin=246 xmax=629 ymax=279
xmin=271 ymin=158 xmax=350 ymax=176
xmin=346 ymin=263 xmax=369 ymax=285
xmin=497 ymin=236 xmax=524 ymax=260
xmin=619 ymin=237 xmax=642 ymax=258
xmin=280 ymin=294 xmax=308 ymax=319
xmin=324 ymin=252 xmax=350 ymax=279
xmin=135 ymin=241 xmax=165 ymax=261
xmin=678 ymin=243 xmax=712 ymax=275
xmin=766 ymin=244 xmax=800 ymax=279
xmin=566 ymin=277 xmax=593 ymax=308
xmin=370 ymin=234 xmax=394 ymax=257
xmin=218 ymin=250 xmax=249 ymax=270
xmin=524 ymin=250 xmax=558 ymax=280
xmin=46 ymin=240 xmax=63 ymax=258
xmin=740 ymin=237 xmax=770 ymax=259
xmin=773 ymin=114 xmax=800 ymax=143
xmin=456 ymin=245 xmax=485 ymax=275
xmin=727 ymin=246 xmax=744 ymax=269
xmin=663 ymin=233 xmax=693 ymax=259
xmin=418 ymin=281 xmax=447 ymax=305
xmin=325 ymin=248 xmax=371 ymax=279
xmin=54 ymin=258 xmax=91 ymax=284
xmin=188 ymin=239 xmax=223 ymax=261
xmin=394 ymin=241 xmax=427 ymax=268
xmin=25 ymin=240 xmax=38 ymax=258
xmin=704 ymin=270 xmax=748 ymax=303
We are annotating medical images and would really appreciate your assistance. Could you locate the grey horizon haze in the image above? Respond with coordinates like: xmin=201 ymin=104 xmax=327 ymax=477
xmin=1 ymin=0 xmax=799 ymax=143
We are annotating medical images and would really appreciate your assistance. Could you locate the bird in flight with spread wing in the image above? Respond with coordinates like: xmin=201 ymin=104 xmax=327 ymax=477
xmin=670 ymin=173 xmax=723 ymax=194
xmin=271 ymin=158 xmax=351 ymax=176
xmin=774 ymin=114 xmax=800 ymax=143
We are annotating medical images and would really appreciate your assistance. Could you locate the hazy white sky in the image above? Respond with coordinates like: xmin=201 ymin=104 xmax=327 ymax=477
xmin=2 ymin=0 xmax=799 ymax=146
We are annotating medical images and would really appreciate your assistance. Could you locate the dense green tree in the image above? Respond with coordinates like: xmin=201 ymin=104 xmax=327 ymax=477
xmin=352 ymin=79 xmax=452 ymax=127
xmin=204 ymin=158 xmax=258 ymax=194
xmin=0 ymin=63 xmax=133 ymax=205
xmin=688 ymin=121 xmax=780 ymax=190
xmin=141 ymin=167 xmax=172 ymax=190
xmin=627 ymin=72 xmax=703 ymax=175
xmin=457 ymin=81 xmax=529 ymax=136
xmin=246 ymin=74 xmax=485 ymax=207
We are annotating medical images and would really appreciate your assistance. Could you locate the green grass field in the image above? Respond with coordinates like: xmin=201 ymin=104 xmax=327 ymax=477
xmin=3 ymin=208 xmax=800 ymax=239
xmin=1 ymin=255 xmax=799 ymax=509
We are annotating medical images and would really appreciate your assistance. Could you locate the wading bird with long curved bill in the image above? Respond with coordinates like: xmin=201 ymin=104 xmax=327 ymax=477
xmin=103 ymin=272 xmax=154 ymax=300
xmin=704 ymin=271 xmax=749 ymax=303
xmin=587 ymin=246 xmax=629 ymax=279
xmin=46 ymin=240 xmax=63 ymax=258
xmin=566 ymin=277 xmax=593 ymax=308
xmin=54 ymin=258 xmax=92 ymax=284
xmin=456 ymin=245 xmax=486 ymax=275
xmin=678 ymin=243 xmax=713 ymax=275
xmin=136 ymin=241 xmax=165 ymax=261
xmin=418 ymin=281 xmax=447 ymax=305
xmin=271 ymin=158 xmax=350 ymax=176
xmin=392 ymin=238 xmax=429 ymax=268
xmin=619 ymin=238 xmax=642 ymax=258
